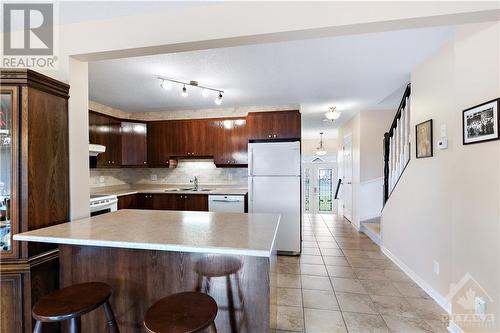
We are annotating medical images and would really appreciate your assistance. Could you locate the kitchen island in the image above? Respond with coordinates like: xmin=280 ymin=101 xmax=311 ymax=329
xmin=14 ymin=210 xmax=279 ymax=333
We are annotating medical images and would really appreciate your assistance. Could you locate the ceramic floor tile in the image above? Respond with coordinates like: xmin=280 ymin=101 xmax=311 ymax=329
xmin=301 ymin=275 xmax=333 ymax=291
xmin=277 ymin=306 xmax=304 ymax=332
xmin=326 ymin=265 xmax=356 ymax=278
xmin=304 ymin=308 xmax=347 ymax=333
xmin=277 ymin=274 xmax=301 ymax=289
xmin=303 ymin=241 xmax=318 ymax=248
xmin=353 ymin=268 xmax=387 ymax=280
xmin=360 ymin=279 xmax=403 ymax=297
xmin=424 ymin=319 xmax=449 ymax=333
xmin=383 ymin=269 xmax=411 ymax=282
xmin=317 ymin=241 xmax=338 ymax=249
xmin=381 ymin=315 xmax=434 ymax=333
xmin=300 ymin=264 xmax=328 ymax=276
xmin=392 ymin=281 xmax=430 ymax=299
xmin=371 ymin=295 xmax=418 ymax=318
xmin=277 ymin=262 xmax=301 ymax=274
xmin=300 ymin=255 xmax=324 ymax=265
xmin=323 ymin=255 xmax=350 ymax=266
xmin=278 ymin=287 xmax=303 ymax=307
xmin=302 ymin=247 xmax=321 ymax=256
xmin=336 ymin=292 xmax=378 ymax=314
xmin=406 ymin=298 xmax=448 ymax=320
xmin=302 ymin=289 xmax=340 ymax=310
xmin=342 ymin=312 xmax=390 ymax=333
xmin=331 ymin=278 xmax=367 ymax=294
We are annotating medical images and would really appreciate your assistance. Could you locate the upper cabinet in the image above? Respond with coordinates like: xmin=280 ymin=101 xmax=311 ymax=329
xmin=89 ymin=111 xmax=122 ymax=167
xmin=211 ymin=118 xmax=248 ymax=166
xmin=91 ymin=110 xmax=300 ymax=168
xmin=121 ymin=122 xmax=147 ymax=166
xmin=247 ymin=110 xmax=301 ymax=140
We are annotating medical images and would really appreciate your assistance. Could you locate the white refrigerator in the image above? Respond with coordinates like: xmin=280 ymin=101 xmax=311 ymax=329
xmin=248 ymin=141 xmax=301 ymax=254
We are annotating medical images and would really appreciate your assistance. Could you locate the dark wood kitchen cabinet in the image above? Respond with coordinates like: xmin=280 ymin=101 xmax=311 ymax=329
xmin=136 ymin=194 xmax=208 ymax=211
xmin=247 ymin=110 xmax=301 ymax=140
xmin=1 ymin=69 xmax=69 ymax=333
xmin=121 ymin=121 xmax=147 ymax=166
xmin=211 ymin=118 xmax=248 ymax=166
xmin=89 ymin=111 xmax=122 ymax=167
xmin=172 ymin=119 xmax=214 ymax=158
xmin=117 ymin=194 xmax=138 ymax=210
xmin=147 ymin=121 xmax=172 ymax=167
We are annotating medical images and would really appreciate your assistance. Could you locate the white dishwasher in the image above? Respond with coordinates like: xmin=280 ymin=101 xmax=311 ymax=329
xmin=208 ymin=195 xmax=246 ymax=213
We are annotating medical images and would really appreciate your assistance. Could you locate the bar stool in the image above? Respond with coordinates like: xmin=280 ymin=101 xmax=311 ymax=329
xmin=143 ymin=291 xmax=217 ymax=333
xmin=32 ymin=282 xmax=119 ymax=333
xmin=195 ymin=256 xmax=244 ymax=332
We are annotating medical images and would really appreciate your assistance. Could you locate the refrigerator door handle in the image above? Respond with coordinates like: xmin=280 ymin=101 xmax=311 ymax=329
xmin=249 ymin=177 xmax=254 ymax=202
xmin=248 ymin=149 xmax=253 ymax=176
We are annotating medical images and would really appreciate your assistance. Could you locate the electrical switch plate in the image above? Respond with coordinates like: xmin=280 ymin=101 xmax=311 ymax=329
xmin=475 ymin=296 xmax=486 ymax=321
xmin=437 ymin=138 xmax=448 ymax=149
xmin=150 ymin=174 xmax=158 ymax=181
xmin=440 ymin=124 xmax=447 ymax=138
xmin=433 ymin=261 xmax=440 ymax=275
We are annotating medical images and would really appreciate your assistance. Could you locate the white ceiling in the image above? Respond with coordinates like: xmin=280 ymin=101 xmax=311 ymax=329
xmin=88 ymin=26 xmax=453 ymax=139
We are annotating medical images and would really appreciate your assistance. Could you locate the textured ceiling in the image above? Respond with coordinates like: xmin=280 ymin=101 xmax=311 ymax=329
xmin=89 ymin=26 xmax=452 ymax=139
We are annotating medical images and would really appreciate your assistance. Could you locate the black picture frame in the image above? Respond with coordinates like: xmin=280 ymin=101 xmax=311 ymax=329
xmin=462 ymin=98 xmax=500 ymax=145
xmin=415 ymin=119 xmax=433 ymax=158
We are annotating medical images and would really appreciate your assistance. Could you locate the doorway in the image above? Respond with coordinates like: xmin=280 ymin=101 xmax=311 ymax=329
xmin=303 ymin=162 xmax=337 ymax=214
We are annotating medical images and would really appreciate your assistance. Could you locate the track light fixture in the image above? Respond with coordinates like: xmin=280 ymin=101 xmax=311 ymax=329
xmin=157 ymin=76 xmax=225 ymax=105
xmin=215 ymin=92 xmax=223 ymax=105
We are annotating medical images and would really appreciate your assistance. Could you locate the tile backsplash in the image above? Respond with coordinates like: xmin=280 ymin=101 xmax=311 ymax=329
xmin=90 ymin=159 xmax=247 ymax=188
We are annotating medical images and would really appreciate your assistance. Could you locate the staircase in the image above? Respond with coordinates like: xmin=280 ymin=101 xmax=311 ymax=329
xmin=383 ymin=84 xmax=411 ymax=204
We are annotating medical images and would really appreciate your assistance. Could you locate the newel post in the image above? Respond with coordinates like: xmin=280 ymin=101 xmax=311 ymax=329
xmin=383 ymin=132 xmax=390 ymax=204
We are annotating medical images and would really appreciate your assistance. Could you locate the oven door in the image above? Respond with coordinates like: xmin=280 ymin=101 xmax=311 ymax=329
xmin=90 ymin=199 xmax=118 ymax=216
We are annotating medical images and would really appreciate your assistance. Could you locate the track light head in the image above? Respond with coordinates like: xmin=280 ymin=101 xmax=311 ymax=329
xmin=201 ymin=88 xmax=209 ymax=97
xmin=215 ymin=92 xmax=223 ymax=105
xmin=181 ymin=85 xmax=188 ymax=97
xmin=160 ymin=79 xmax=172 ymax=90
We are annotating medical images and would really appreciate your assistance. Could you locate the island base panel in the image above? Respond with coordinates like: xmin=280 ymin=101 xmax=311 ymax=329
xmin=59 ymin=245 xmax=276 ymax=333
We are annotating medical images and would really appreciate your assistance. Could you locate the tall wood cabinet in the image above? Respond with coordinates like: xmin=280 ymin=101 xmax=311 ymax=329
xmin=1 ymin=69 xmax=70 ymax=332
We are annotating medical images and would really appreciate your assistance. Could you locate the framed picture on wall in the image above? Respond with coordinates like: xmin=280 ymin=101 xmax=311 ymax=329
xmin=463 ymin=98 xmax=499 ymax=145
xmin=416 ymin=119 xmax=433 ymax=158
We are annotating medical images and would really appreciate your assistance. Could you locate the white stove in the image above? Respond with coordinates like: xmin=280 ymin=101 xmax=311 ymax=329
xmin=90 ymin=194 xmax=118 ymax=216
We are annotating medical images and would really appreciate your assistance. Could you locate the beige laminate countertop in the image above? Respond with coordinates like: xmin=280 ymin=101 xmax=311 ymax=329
xmin=13 ymin=210 xmax=279 ymax=257
xmin=90 ymin=185 xmax=248 ymax=197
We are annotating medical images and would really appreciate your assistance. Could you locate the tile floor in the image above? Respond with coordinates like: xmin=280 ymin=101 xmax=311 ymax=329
xmin=274 ymin=214 xmax=449 ymax=333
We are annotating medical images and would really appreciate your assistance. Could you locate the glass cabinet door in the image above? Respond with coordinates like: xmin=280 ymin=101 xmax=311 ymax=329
xmin=0 ymin=87 xmax=18 ymax=258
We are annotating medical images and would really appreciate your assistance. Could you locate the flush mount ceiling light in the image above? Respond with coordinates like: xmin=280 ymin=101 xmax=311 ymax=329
xmin=324 ymin=106 xmax=341 ymax=121
xmin=316 ymin=132 xmax=327 ymax=156
xmin=157 ymin=76 xmax=224 ymax=105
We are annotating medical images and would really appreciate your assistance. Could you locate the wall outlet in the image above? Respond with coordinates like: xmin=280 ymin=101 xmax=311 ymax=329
xmin=437 ymin=138 xmax=448 ymax=150
xmin=99 ymin=176 xmax=105 ymax=183
xmin=433 ymin=261 xmax=440 ymax=275
xmin=150 ymin=174 xmax=158 ymax=181
xmin=475 ymin=296 xmax=486 ymax=321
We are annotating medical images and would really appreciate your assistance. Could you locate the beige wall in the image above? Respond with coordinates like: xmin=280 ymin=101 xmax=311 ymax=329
xmin=382 ymin=21 xmax=500 ymax=332
xmin=360 ymin=110 xmax=395 ymax=182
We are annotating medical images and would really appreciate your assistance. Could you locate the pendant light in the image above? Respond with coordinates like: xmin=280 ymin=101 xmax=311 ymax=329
xmin=325 ymin=106 xmax=341 ymax=120
xmin=316 ymin=132 xmax=327 ymax=156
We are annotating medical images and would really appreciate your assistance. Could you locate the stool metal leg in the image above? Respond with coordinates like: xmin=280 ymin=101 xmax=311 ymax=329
xmin=33 ymin=321 xmax=42 ymax=333
xmin=69 ymin=317 xmax=81 ymax=333
xmin=226 ymin=275 xmax=237 ymax=333
xmin=103 ymin=301 xmax=120 ymax=333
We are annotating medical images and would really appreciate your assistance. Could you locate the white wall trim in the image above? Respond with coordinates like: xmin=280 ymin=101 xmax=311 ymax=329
xmin=381 ymin=246 xmax=452 ymax=315
xmin=447 ymin=320 xmax=465 ymax=333
xmin=360 ymin=213 xmax=382 ymax=221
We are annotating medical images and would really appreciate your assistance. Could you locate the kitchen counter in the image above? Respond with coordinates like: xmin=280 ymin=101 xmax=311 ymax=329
xmin=14 ymin=209 xmax=278 ymax=332
xmin=14 ymin=209 xmax=278 ymax=257
xmin=90 ymin=184 xmax=248 ymax=197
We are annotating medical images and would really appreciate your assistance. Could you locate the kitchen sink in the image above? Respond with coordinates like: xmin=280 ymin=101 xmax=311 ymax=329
xmin=164 ymin=188 xmax=213 ymax=192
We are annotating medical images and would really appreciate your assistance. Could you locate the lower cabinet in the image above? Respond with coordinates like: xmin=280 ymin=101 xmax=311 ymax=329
xmin=131 ymin=193 xmax=208 ymax=211
xmin=0 ymin=251 xmax=60 ymax=333
xmin=117 ymin=194 xmax=138 ymax=210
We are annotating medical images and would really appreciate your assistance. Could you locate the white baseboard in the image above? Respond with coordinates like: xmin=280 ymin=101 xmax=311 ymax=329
xmin=381 ymin=246 xmax=452 ymax=315
xmin=447 ymin=320 xmax=465 ymax=333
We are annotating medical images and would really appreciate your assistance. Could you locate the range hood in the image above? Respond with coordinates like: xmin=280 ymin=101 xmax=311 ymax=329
xmin=89 ymin=144 xmax=106 ymax=156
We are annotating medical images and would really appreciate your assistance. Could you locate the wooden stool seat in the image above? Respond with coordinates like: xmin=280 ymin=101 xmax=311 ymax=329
xmin=32 ymin=282 xmax=119 ymax=333
xmin=144 ymin=292 xmax=217 ymax=333
xmin=32 ymin=282 xmax=112 ymax=321
xmin=194 ymin=255 xmax=242 ymax=278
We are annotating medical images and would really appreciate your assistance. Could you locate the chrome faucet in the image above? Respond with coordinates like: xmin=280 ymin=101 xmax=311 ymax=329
xmin=190 ymin=176 xmax=199 ymax=190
